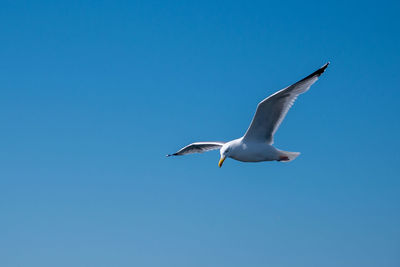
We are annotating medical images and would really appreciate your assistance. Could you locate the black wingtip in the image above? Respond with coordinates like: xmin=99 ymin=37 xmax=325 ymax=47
xmin=298 ymin=62 xmax=330 ymax=83
xmin=314 ymin=62 xmax=330 ymax=77
xmin=321 ymin=61 xmax=330 ymax=72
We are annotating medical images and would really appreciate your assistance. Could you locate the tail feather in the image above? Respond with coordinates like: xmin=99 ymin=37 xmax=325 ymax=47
xmin=278 ymin=151 xmax=300 ymax=162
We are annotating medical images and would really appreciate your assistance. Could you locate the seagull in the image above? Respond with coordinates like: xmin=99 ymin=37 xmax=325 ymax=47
xmin=167 ymin=62 xmax=329 ymax=167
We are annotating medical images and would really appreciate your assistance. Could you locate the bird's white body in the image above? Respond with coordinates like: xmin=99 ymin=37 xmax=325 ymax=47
xmin=222 ymin=138 xmax=283 ymax=162
xmin=168 ymin=63 xmax=329 ymax=167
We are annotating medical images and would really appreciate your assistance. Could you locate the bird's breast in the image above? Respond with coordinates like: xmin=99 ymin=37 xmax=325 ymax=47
xmin=229 ymin=142 xmax=279 ymax=162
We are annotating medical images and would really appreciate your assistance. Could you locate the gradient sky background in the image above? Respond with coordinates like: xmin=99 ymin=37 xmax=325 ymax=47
xmin=1 ymin=0 xmax=399 ymax=266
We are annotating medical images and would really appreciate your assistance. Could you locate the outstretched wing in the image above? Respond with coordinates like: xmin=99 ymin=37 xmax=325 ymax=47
xmin=167 ymin=142 xmax=225 ymax=156
xmin=243 ymin=62 xmax=329 ymax=144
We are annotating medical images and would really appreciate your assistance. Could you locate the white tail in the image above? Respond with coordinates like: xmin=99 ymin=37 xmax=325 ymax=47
xmin=278 ymin=151 xmax=300 ymax=162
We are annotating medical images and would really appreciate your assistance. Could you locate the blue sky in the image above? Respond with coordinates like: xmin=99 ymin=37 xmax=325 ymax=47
xmin=1 ymin=0 xmax=399 ymax=266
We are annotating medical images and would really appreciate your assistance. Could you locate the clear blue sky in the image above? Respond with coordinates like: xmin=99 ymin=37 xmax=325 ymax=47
xmin=1 ymin=0 xmax=399 ymax=266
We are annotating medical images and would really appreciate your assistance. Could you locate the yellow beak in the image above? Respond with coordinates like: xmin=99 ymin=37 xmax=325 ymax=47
xmin=218 ymin=156 xmax=226 ymax=168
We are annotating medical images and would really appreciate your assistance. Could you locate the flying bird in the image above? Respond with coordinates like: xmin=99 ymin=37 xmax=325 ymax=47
xmin=167 ymin=62 xmax=329 ymax=167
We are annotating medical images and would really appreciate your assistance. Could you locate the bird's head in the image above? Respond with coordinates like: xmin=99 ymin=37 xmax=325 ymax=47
xmin=218 ymin=145 xmax=231 ymax=168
